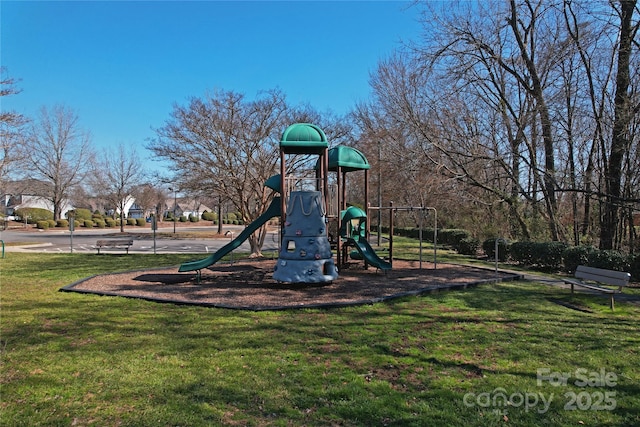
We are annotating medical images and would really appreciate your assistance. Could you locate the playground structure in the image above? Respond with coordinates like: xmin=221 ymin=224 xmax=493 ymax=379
xmin=273 ymin=123 xmax=338 ymax=282
xmin=179 ymin=122 xmax=435 ymax=283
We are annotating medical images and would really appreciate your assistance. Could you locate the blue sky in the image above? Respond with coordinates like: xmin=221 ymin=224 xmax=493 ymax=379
xmin=2 ymin=1 xmax=422 ymax=172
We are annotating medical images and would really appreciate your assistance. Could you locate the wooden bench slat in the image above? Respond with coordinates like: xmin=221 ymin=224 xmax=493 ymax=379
xmin=96 ymin=240 xmax=133 ymax=246
xmin=95 ymin=239 xmax=134 ymax=254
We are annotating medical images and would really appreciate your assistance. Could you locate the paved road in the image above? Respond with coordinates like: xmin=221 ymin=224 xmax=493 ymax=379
xmin=0 ymin=225 xmax=281 ymax=254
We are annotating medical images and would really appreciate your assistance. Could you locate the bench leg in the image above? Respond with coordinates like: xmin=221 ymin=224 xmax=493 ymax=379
xmin=610 ymin=294 xmax=614 ymax=311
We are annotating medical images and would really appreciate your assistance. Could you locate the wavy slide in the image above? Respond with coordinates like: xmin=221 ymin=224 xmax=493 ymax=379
xmin=178 ymin=197 xmax=281 ymax=274
xmin=347 ymin=236 xmax=392 ymax=270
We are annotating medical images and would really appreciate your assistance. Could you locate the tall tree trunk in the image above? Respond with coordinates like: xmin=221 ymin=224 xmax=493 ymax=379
xmin=508 ymin=0 xmax=559 ymax=240
xmin=600 ymin=0 xmax=636 ymax=249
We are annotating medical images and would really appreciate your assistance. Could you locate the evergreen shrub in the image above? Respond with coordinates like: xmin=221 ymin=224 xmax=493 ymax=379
xmin=94 ymin=219 xmax=106 ymax=228
xmin=83 ymin=220 xmax=94 ymax=228
xmin=202 ymin=211 xmax=217 ymax=221
xmin=36 ymin=220 xmax=50 ymax=229
xmin=587 ymin=249 xmax=630 ymax=271
xmin=73 ymin=208 xmax=93 ymax=221
xmin=456 ymin=237 xmax=480 ymax=256
xmin=127 ymin=218 xmax=136 ymax=226
xmin=509 ymin=241 xmax=534 ymax=265
xmin=15 ymin=208 xmax=53 ymax=224
xmin=56 ymin=219 xmax=69 ymax=228
xmin=536 ymin=242 xmax=567 ymax=270
xmin=136 ymin=218 xmax=146 ymax=226
xmin=483 ymin=238 xmax=508 ymax=261
xmin=439 ymin=229 xmax=469 ymax=247
xmin=562 ymin=246 xmax=597 ymax=273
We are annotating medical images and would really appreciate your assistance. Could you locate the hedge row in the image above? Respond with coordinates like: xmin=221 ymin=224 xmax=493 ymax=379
xmin=373 ymin=225 xmax=639 ymax=280
xmin=15 ymin=208 xmax=53 ymax=224
xmin=490 ymin=240 xmax=640 ymax=281
xmin=36 ymin=218 xmax=148 ymax=229
xmin=374 ymin=226 xmax=468 ymax=245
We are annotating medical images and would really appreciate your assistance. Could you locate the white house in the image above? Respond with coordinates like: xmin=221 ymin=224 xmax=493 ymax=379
xmin=167 ymin=197 xmax=211 ymax=219
xmin=110 ymin=195 xmax=145 ymax=219
xmin=2 ymin=194 xmax=73 ymax=219
xmin=1 ymin=180 xmax=73 ymax=219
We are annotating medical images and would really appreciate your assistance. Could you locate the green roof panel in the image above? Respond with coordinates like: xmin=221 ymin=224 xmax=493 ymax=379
xmin=280 ymin=123 xmax=328 ymax=154
xmin=315 ymin=145 xmax=371 ymax=172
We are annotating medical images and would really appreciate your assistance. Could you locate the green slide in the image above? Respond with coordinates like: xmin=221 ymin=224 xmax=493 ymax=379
xmin=347 ymin=236 xmax=392 ymax=270
xmin=178 ymin=197 xmax=281 ymax=274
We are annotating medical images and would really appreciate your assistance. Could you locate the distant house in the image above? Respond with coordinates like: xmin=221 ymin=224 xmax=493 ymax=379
xmin=1 ymin=179 xmax=73 ymax=219
xmin=127 ymin=202 xmax=145 ymax=219
xmin=105 ymin=196 xmax=146 ymax=219
xmin=3 ymin=195 xmax=73 ymax=219
xmin=167 ymin=197 xmax=211 ymax=219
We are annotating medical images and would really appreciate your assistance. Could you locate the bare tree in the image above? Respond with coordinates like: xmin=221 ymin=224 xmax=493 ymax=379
xmin=148 ymin=89 xmax=290 ymax=256
xmin=23 ymin=105 xmax=93 ymax=220
xmin=91 ymin=144 xmax=143 ymax=232
xmin=601 ymin=0 xmax=639 ymax=249
xmin=131 ymin=182 xmax=166 ymax=221
xmin=0 ymin=68 xmax=29 ymax=188
xmin=354 ymin=0 xmax=638 ymax=251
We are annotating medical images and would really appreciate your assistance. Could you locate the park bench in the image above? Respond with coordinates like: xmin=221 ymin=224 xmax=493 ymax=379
xmin=563 ymin=265 xmax=631 ymax=310
xmin=95 ymin=239 xmax=134 ymax=254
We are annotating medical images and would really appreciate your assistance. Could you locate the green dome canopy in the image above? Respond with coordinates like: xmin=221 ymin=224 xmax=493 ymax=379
xmin=315 ymin=145 xmax=370 ymax=172
xmin=340 ymin=205 xmax=367 ymax=239
xmin=280 ymin=123 xmax=328 ymax=154
xmin=341 ymin=205 xmax=367 ymax=222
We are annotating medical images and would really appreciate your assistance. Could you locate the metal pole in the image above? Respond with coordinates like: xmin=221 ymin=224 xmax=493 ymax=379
xmin=173 ymin=190 xmax=177 ymax=234
xmin=152 ymin=212 xmax=157 ymax=254
xmin=433 ymin=208 xmax=437 ymax=269
xmin=69 ymin=212 xmax=74 ymax=253
xmin=419 ymin=210 xmax=423 ymax=269
xmin=389 ymin=201 xmax=394 ymax=267
xmin=377 ymin=139 xmax=382 ymax=247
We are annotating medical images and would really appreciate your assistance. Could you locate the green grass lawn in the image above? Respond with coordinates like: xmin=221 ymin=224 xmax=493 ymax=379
xmin=1 ymin=252 xmax=639 ymax=426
